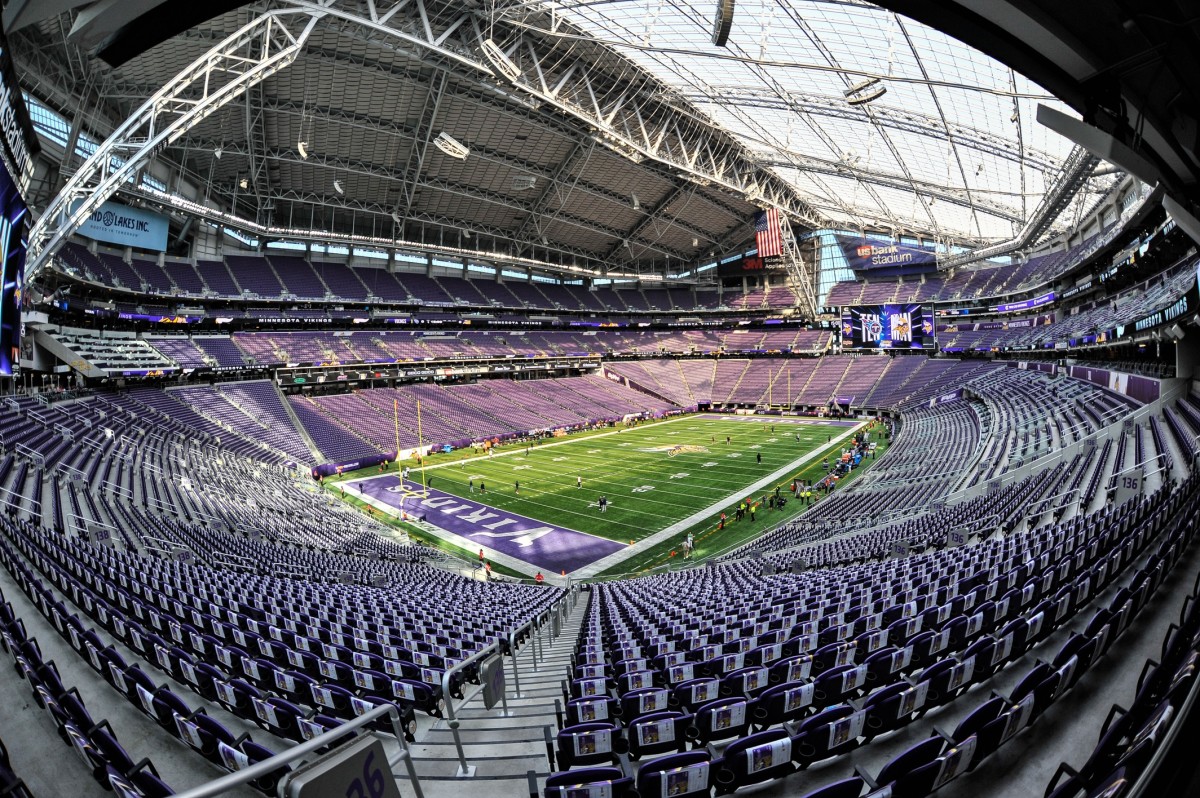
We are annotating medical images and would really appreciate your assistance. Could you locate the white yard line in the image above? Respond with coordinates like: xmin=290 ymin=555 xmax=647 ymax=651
xmin=571 ymin=421 xmax=867 ymax=578
xmin=417 ymin=413 xmax=700 ymax=471
xmin=344 ymin=414 xmax=866 ymax=579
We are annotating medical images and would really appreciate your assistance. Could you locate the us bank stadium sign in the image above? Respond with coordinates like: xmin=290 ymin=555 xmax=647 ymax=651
xmin=0 ymin=20 xmax=40 ymax=189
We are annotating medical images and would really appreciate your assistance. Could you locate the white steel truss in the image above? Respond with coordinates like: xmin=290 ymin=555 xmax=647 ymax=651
xmin=281 ymin=0 xmax=824 ymax=226
xmin=778 ymin=214 xmax=818 ymax=319
xmin=25 ymin=8 xmax=325 ymax=284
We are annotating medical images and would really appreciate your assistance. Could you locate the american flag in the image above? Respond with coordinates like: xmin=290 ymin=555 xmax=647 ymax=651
xmin=754 ymin=208 xmax=782 ymax=258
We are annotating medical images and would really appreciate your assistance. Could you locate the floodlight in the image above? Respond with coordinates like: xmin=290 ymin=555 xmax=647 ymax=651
xmin=333 ymin=180 xmax=344 ymax=195
xmin=482 ymin=38 xmax=521 ymax=82
xmin=238 ymin=178 xmax=248 ymax=189
xmin=297 ymin=141 xmax=309 ymax=160
xmin=631 ymin=193 xmax=640 ymax=210
xmin=844 ymin=77 xmax=886 ymax=106
xmin=712 ymin=0 xmax=734 ymax=47
xmin=213 ymin=146 xmax=223 ymax=159
xmin=433 ymin=132 xmax=470 ymax=160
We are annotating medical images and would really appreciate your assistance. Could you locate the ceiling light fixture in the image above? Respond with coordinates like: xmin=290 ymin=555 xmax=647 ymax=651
xmin=482 ymin=38 xmax=521 ymax=82
xmin=433 ymin=132 xmax=470 ymax=160
xmin=844 ymin=77 xmax=886 ymax=106
xmin=213 ymin=146 xmax=223 ymax=160
xmin=632 ymin=193 xmax=640 ymax=210
xmin=238 ymin=178 xmax=248 ymax=190
xmin=712 ymin=0 xmax=734 ymax=47
xmin=297 ymin=141 xmax=309 ymax=160
xmin=333 ymin=180 xmax=344 ymax=195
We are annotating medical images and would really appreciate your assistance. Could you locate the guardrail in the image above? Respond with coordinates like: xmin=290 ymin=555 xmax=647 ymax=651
xmin=14 ymin=442 xmax=45 ymax=466
xmin=1107 ymin=452 xmax=1171 ymax=489
xmin=100 ymin=479 xmax=134 ymax=501
xmin=441 ymin=641 xmax=502 ymax=778
xmin=0 ymin=484 xmax=41 ymax=515
xmin=167 ymin=701 xmax=423 ymax=798
xmin=56 ymin=463 xmax=88 ymax=483
xmin=943 ymin=378 xmax=1189 ymax=505
xmin=213 ymin=550 xmax=257 ymax=571
xmin=443 ymin=587 xmax=578 ymax=777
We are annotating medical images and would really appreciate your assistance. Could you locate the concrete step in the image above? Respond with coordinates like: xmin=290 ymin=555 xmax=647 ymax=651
xmin=411 ymin=754 xmax=547 ymax=779
xmin=412 ymin=590 xmax=589 ymax=796
xmin=424 ymin=726 xmax=552 ymax=744
xmin=412 ymin=740 xmax=547 ymax=758
xmin=456 ymin=700 xmax=559 ymax=716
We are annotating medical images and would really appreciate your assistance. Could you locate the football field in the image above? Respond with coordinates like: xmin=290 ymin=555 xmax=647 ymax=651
xmin=341 ymin=414 xmax=879 ymax=577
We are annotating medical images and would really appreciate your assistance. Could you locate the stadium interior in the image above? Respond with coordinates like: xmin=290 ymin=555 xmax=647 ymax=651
xmin=1 ymin=1 xmax=1200 ymax=797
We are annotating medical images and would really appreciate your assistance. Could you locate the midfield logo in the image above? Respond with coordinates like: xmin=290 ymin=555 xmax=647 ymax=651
xmin=639 ymin=444 xmax=710 ymax=456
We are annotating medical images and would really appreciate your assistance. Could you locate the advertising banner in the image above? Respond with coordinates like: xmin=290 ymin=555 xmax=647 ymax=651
xmin=992 ymin=292 xmax=1055 ymax=313
xmin=716 ymin=253 xmax=784 ymax=276
xmin=833 ymin=235 xmax=939 ymax=274
xmin=73 ymin=200 xmax=169 ymax=251
xmin=0 ymin=20 xmax=41 ymax=190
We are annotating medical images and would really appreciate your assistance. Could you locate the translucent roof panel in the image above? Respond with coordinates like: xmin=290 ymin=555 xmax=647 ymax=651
xmin=550 ymin=0 xmax=1083 ymax=243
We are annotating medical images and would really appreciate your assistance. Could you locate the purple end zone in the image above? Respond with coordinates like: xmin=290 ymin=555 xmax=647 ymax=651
xmin=351 ymin=475 xmax=626 ymax=573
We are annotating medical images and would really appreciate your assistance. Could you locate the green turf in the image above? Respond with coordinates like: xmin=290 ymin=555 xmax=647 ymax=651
xmin=407 ymin=414 xmax=884 ymax=579
xmin=606 ymin=428 xmax=890 ymax=576
xmin=325 ymin=413 xmax=892 ymax=578
xmin=417 ymin=416 xmax=845 ymax=541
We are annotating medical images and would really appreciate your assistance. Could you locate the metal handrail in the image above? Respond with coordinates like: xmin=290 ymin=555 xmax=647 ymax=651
xmin=0 ymin=485 xmax=42 ymax=513
xmin=167 ymin=701 xmax=423 ymax=798
xmin=506 ymin=615 xmax=539 ymax=700
xmin=441 ymin=639 xmax=503 ymax=777
xmin=442 ymin=588 xmax=577 ymax=776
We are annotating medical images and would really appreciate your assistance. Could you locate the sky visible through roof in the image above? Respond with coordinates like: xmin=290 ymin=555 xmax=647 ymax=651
xmin=547 ymin=0 xmax=1088 ymax=244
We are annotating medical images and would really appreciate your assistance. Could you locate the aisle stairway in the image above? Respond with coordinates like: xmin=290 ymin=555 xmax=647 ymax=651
xmin=411 ymin=588 xmax=587 ymax=798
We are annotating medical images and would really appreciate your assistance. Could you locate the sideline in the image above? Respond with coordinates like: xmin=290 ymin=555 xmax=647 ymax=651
xmin=571 ymin=420 xmax=867 ymax=578
xmin=342 ymin=413 xmax=867 ymax=578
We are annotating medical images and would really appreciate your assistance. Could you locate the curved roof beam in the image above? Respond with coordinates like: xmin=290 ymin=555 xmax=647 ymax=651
xmin=757 ymin=153 xmax=1024 ymax=223
xmin=280 ymin=0 xmax=826 ymax=228
xmin=26 ymin=8 xmax=324 ymax=286
xmin=681 ymin=87 xmax=1061 ymax=172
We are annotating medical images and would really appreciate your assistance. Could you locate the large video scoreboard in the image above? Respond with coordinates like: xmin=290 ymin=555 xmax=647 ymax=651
xmin=841 ymin=304 xmax=933 ymax=349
